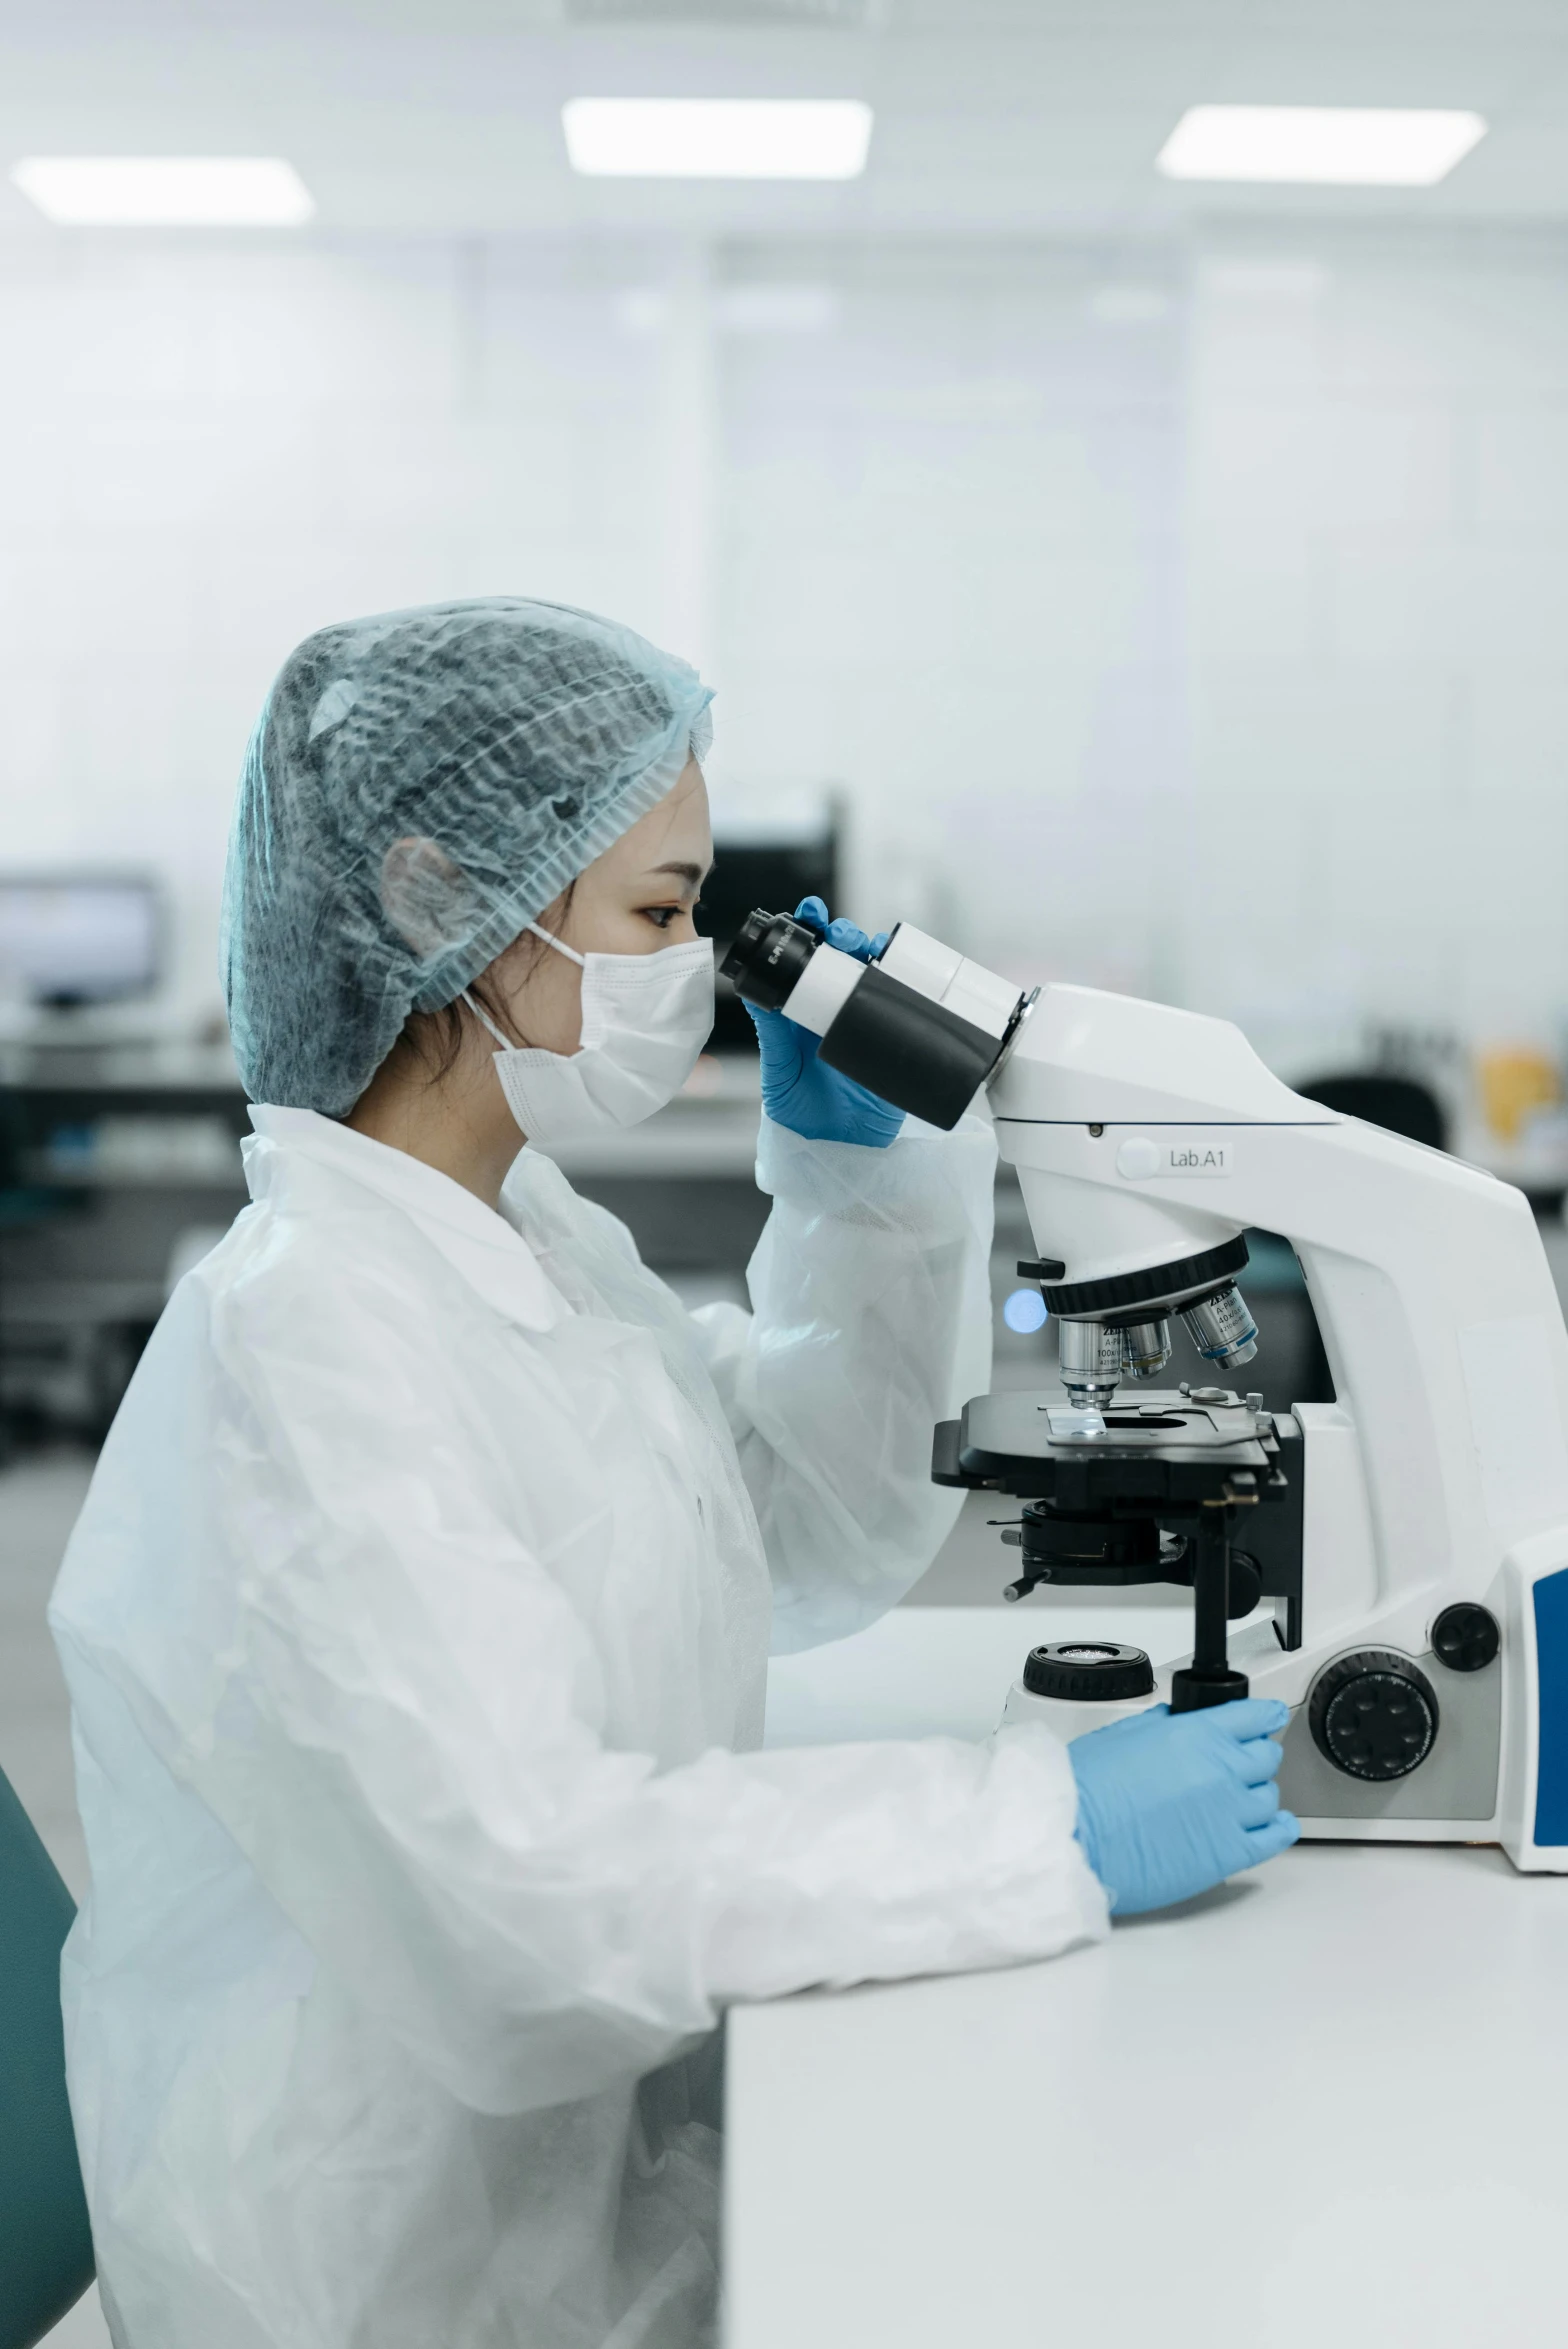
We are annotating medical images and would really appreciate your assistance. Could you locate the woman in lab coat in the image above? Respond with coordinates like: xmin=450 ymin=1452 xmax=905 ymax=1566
xmin=50 ymin=599 xmax=1294 ymax=2349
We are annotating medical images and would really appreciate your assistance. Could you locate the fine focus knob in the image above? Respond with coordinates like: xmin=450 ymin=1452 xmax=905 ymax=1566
xmin=1309 ymin=1650 xmax=1439 ymax=1782
xmin=1431 ymin=1602 xmax=1501 ymax=1674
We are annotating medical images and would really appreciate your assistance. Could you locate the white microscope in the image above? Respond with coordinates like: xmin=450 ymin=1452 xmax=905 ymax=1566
xmin=722 ymin=908 xmax=1568 ymax=1872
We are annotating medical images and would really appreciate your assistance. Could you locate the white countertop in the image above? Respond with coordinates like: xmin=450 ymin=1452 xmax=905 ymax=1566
xmin=737 ymin=1605 xmax=1568 ymax=2349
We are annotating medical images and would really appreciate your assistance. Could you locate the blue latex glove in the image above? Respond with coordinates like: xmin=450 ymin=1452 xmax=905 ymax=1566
xmin=747 ymin=896 xmax=906 ymax=1147
xmin=1068 ymin=1698 xmax=1299 ymax=1916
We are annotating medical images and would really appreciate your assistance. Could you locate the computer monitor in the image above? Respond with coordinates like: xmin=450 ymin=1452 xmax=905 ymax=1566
xmin=0 ymin=874 xmax=161 ymax=1007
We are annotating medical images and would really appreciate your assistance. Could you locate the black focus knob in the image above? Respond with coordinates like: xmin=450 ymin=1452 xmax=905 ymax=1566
xmin=1431 ymin=1602 xmax=1501 ymax=1674
xmin=1309 ymin=1650 xmax=1439 ymax=1782
xmin=1023 ymin=1642 xmax=1155 ymax=1703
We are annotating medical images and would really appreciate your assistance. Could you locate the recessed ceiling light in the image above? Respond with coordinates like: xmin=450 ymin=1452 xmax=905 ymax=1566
xmin=11 ymin=156 xmax=315 ymax=226
xmin=562 ymin=98 xmax=872 ymax=180
xmin=1156 ymin=106 xmax=1486 ymax=187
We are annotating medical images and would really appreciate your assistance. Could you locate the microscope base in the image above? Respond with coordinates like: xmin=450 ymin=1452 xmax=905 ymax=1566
xmin=998 ymin=1678 xmax=1164 ymax=1740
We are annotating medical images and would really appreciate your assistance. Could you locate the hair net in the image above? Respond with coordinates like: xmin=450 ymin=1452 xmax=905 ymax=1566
xmin=222 ymin=598 xmax=713 ymax=1114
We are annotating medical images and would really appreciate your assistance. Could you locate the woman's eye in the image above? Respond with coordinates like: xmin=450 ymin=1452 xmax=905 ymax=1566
xmin=643 ymin=905 xmax=678 ymax=928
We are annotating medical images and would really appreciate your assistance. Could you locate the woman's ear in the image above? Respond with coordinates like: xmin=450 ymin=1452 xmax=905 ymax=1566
xmin=380 ymin=837 xmax=473 ymax=953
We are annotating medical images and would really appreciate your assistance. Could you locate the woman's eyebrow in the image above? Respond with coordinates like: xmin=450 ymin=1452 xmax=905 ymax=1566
xmin=646 ymin=860 xmax=710 ymax=888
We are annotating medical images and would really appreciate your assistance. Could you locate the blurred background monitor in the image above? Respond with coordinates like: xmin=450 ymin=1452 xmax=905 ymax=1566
xmin=0 ymin=875 xmax=161 ymax=1010
xmin=699 ymin=806 xmax=839 ymax=1054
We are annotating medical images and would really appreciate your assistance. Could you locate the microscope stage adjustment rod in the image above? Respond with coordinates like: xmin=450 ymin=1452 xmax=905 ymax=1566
xmin=1168 ymin=1492 xmax=1251 ymax=1713
xmin=1308 ymin=1651 xmax=1440 ymax=1781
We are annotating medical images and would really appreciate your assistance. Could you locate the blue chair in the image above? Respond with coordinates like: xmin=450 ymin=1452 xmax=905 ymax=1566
xmin=0 ymin=1765 xmax=94 ymax=2346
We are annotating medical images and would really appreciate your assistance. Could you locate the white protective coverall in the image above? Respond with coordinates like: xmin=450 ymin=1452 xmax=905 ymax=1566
xmin=50 ymin=1103 xmax=1109 ymax=2349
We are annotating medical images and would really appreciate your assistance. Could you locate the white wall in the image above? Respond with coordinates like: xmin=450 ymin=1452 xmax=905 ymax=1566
xmin=712 ymin=247 xmax=1188 ymax=1005
xmin=1 ymin=224 xmax=1565 ymax=1064
xmin=0 ymin=235 xmax=675 ymax=1013
xmin=1187 ymin=232 xmax=1568 ymax=1074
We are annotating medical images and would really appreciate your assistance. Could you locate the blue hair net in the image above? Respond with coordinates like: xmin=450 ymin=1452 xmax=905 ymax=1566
xmin=222 ymin=598 xmax=713 ymax=1114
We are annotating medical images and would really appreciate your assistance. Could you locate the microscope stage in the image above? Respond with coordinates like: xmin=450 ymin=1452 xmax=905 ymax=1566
xmin=943 ymin=1387 xmax=1280 ymax=1504
xmin=968 ymin=1386 xmax=1266 ymax=1453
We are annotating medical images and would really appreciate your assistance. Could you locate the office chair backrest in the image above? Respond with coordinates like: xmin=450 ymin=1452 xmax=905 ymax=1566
xmin=0 ymin=1766 xmax=94 ymax=2348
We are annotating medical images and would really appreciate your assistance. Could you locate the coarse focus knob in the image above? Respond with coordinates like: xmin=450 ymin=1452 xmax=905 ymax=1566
xmin=1308 ymin=1650 xmax=1439 ymax=1782
xmin=1023 ymin=1642 xmax=1155 ymax=1703
xmin=1431 ymin=1602 xmax=1501 ymax=1674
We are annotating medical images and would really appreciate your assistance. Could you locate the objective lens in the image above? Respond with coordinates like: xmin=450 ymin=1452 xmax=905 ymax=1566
xmin=1057 ymin=1318 xmax=1123 ymax=1407
xmin=1118 ymin=1317 xmax=1173 ymax=1380
xmin=1179 ymin=1283 xmax=1259 ymax=1369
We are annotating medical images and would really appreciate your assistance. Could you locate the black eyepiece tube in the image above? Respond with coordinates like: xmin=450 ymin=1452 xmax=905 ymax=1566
xmin=817 ymin=967 xmax=1004 ymax=1131
xmin=1169 ymin=1511 xmax=1250 ymax=1712
xmin=719 ymin=908 xmax=820 ymax=1013
xmin=720 ymin=903 xmax=1022 ymax=1131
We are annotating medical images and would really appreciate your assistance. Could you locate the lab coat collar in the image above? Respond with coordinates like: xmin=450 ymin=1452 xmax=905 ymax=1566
xmin=246 ymin=1106 xmax=563 ymax=1334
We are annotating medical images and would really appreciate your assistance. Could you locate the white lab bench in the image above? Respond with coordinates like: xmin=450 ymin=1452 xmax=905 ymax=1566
xmin=735 ymin=1606 xmax=1568 ymax=2349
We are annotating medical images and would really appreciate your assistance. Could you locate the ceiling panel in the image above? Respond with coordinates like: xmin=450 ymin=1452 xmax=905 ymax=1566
xmin=0 ymin=1 xmax=1562 ymax=236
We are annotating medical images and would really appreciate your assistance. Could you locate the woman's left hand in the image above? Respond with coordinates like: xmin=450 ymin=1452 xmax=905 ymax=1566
xmin=745 ymin=896 xmax=906 ymax=1147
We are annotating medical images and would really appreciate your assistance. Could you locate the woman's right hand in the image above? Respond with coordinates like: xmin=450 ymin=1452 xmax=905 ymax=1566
xmin=1067 ymin=1698 xmax=1299 ymax=1915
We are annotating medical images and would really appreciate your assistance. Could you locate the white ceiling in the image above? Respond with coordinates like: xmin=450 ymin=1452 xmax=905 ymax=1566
xmin=0 ymin=0 xmax=1566 ymax=239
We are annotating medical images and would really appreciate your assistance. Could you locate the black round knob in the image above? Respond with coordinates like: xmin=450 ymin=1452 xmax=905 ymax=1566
xmin=1309 ymin=1650 xmax=1439 ymax=1782
xmin=1431 ymin=1602 xmax=1500 ymax=1674
xmin=1023 ymin=1642 xmax=1155 ymax=1703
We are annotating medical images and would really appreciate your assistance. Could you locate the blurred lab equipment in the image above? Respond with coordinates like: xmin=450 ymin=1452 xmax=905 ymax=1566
xmin=37 ymin=1114 xmax=242 ymax=1184
xmin=726 ymin=907 xmax=1568 ymax=1868
xmin=0 ymin=1766 xmax=94 ymax=2348
xmin=0 ymin=1034 xmax=768 ymax=1436
xmin=1464 ymin=1041 xmax=1568 ymax=1207
xmin=1295 ymin=1070 xmax=1448 ymax=1151
xmin=0 ymin=874 xmax=160 ymax=1012
xmin=0 ymin=1088 xmax=81 ymax=1458
xmin=1476 ymin=1044 xmax=1560 ymax=1149
xmin=0 ymin=1044 xmax=249 ymax=1435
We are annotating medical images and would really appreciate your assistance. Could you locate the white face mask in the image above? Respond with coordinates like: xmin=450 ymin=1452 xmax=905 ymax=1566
xmin=463 ymin=922 xmax=714 ymax=1147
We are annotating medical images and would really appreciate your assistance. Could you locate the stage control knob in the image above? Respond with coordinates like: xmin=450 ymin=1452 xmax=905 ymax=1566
xmin=1431 ymin=1603 xmax=1500 ymax=1673
xmin=1308 ymin=1650 xmax=1439 ymax=1782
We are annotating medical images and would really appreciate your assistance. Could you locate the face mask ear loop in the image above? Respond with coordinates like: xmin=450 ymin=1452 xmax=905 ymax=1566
xmin=460 ymin=989 xmax=514 ymax=1051
xmin=525 ymin=920 xmax=587 ymax=967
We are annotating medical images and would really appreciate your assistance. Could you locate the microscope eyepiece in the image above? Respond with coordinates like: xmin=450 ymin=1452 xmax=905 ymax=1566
xmin=718 ymin=906 xmax=1031 ymax=1131
xmin=719 ymin=909 xmax=821 ymax=1014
